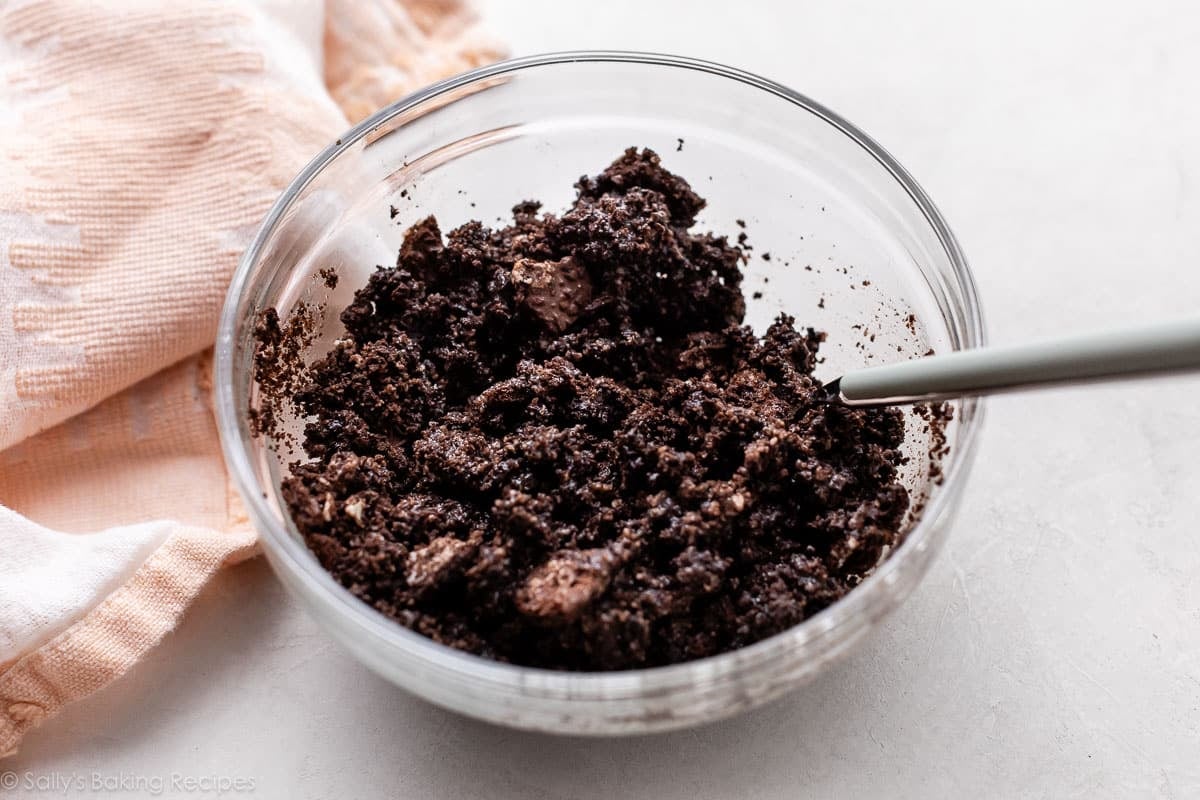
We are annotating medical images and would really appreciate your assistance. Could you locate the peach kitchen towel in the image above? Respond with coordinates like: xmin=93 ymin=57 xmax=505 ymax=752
xmin=0 ymin=0 xmax=501 ymax=756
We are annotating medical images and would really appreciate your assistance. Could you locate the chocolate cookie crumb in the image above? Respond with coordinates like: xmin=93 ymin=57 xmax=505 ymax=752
xmin=510 ymin=256 xmax=592 ymax=333
xmin=249 ymin=302 xmax=318 ymax=443
xmin=914 ymin=402 xmax=954 ymax=483
xmin=256 ymin=148 xmax=923 ymax=671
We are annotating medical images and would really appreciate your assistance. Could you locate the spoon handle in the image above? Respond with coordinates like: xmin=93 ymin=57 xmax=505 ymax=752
xmin=832 ymin=316 xmax=1200 ymax=406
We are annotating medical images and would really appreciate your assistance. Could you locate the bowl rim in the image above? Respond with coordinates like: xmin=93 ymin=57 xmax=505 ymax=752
xmin=214 ymin=50 xmax=986 ymax=699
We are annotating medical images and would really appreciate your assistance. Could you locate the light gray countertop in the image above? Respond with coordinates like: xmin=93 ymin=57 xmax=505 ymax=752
xmin=7 ymin=1 xmax=1200 ymax=796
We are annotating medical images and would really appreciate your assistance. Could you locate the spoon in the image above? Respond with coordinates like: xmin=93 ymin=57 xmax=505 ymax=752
xmin=824 ymin=316 xmax=1200 ymax=406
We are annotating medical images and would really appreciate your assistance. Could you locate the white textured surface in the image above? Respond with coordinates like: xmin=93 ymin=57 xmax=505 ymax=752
xmin=6 ymin=1 xmax=1200 ymax=796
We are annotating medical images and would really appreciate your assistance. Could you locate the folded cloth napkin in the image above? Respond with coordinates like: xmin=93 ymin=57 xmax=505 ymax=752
xmin=0 ymin=0 xmax=500 ymax=756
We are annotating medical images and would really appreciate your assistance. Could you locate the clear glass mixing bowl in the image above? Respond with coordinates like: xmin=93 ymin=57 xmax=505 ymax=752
xmin=215 ymin=52 xmax=985 ymax=735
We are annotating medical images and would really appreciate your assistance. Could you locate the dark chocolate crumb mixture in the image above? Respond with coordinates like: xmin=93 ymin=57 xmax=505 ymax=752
xmin=250 ymin=303 xmax=319 ymax=442
xmin=256 ymin=148 xmax=921 ymax=670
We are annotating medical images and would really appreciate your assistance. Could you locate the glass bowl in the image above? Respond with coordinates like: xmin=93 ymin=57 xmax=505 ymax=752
xmin=215 ymin=51 xmax=985 ymax=735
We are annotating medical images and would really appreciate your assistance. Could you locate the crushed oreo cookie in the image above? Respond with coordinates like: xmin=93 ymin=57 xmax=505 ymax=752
xmin=256 ymin=148 xmax=924 ymax=670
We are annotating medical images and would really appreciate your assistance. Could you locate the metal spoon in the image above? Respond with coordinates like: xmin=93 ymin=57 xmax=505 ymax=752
xmin=825 ymin=316 xmax=1200 ymax=406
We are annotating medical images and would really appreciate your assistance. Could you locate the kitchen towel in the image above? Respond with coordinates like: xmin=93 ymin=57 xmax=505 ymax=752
xmin=0 ymin=0 xmax=500 ymax=756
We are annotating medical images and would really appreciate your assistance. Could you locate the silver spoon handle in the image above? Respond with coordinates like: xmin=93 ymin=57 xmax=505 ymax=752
xmin=833 ymin=316 xmax=1200 ymax=406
